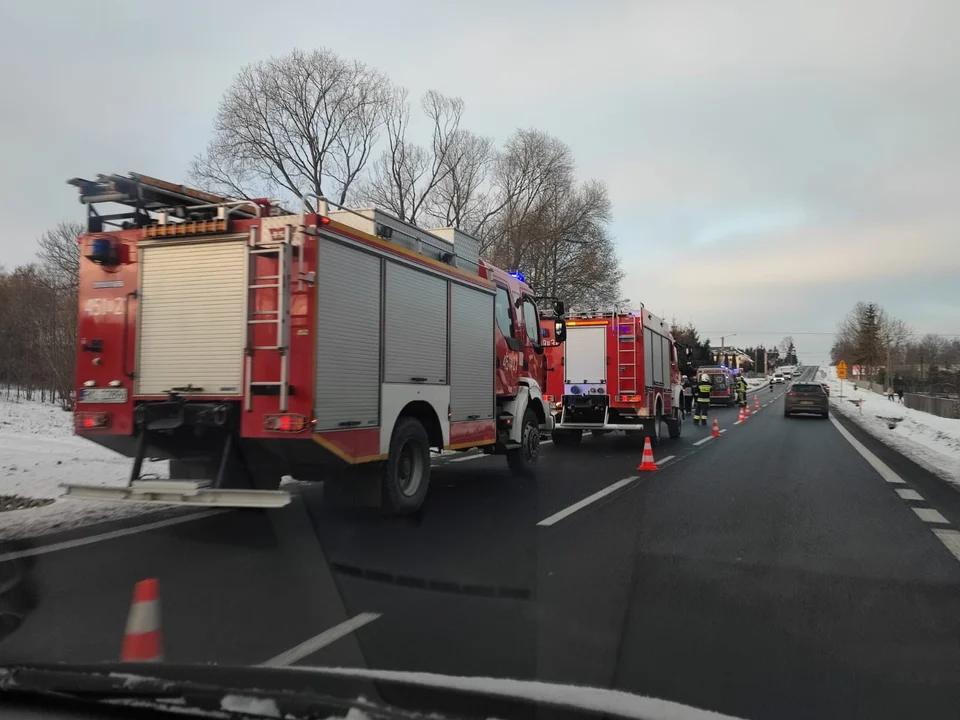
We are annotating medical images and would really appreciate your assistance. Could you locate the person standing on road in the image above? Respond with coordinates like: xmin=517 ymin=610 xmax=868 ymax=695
xmin=682 ymin=376 xmax=694 ymax=418
xmin=694 ymin=373 xmax=712 ymax=426
xmin=736 ymin=375 xmax=747 ymax=407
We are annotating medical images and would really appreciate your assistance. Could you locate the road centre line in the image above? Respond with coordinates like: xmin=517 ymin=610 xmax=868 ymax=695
xmin=896 ymin=488 xmax=924 ymax=501
xmin=692 ymin=436 xmax=713 ymax=446
xmin=913 ymin=508 xmax=950 ymax=525
xmin=0 ymin=509 xmax=226 ymax=563
xmin=537 ymin=476 xmax=638 ymax=527
xmin=656 ymin=455 xmax=676 ymax=468
xmin=259 ymin=612 xmax=381 ymax=667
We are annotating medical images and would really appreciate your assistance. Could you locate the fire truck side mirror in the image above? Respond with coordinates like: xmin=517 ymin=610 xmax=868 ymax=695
xmin=554 ymin=300 xmax=565 ymax=317
xmin=554 ymin=319 xmax=567 ymax=344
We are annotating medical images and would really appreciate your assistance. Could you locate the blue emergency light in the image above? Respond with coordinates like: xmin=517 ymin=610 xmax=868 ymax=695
xmin=87 ymin=237 xmax=120 ymax=266
xmin=508 ymin=270 xmax=525 ymax=283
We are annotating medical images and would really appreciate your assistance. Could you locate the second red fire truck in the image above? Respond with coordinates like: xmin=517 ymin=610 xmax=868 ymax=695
xmin=548 ymin=308 xmax=683 ymax=446
xmin=65 ymin=173 xmax=565 ymax=514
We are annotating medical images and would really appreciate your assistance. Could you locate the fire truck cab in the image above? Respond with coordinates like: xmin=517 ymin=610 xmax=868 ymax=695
xmin=551 ymin=308 xmax=682 ymax=446
xmin=65 ymin=173 xmax=563 ymax=514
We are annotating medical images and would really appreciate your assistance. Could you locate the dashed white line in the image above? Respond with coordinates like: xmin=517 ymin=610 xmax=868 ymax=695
xmin=0 ymin=510 xmax=226 ymax=563
xmin=733 ymin=420 xmax=742 ymax=425
xmin=537 ymin=476 xmax=638 ymax=527
xmin=932 ymin=529 xmax=960 ymax=562
xmin=913 ymin=508 xmax=950 ymax=525
xmin=657 ymin=455 xmax=676 ymax=468
xmin=540 ymin=439 xmax=553 ymax=445
xmin=260 ymin=612 xmax=381 ymax=667
xmin=896 ymin=488 xmax=924 ymax=501
xmin=692 ymin=436 xmax=713 ymax=446
xmin=720 ymin=429 xmax=728 ymax=434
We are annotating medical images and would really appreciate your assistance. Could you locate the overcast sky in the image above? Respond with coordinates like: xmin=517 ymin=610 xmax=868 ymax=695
xmin=3 ymin=0 xmax=959 ymax=364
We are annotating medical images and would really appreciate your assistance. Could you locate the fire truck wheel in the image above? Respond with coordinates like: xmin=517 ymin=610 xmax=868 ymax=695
xmin=550 ymin=428 xmax=583 ymax=447
xmin=646 ymin=410 xmax=663 ymax=447
xmin=667 ymin=408 xmax=682 ymax=439
xmin=381 ymin=417 xmax=431 ymax=515
xmin=507 ymin=409 xmax=540 ymax=476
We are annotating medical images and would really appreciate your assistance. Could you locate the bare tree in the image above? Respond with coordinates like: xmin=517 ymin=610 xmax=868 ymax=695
xmin=480 ymin=129 xmax=621 ymax=306
xmin=190 ymin=48 xmax=393 ymax=206
xmin=425 ymin=129 xmax=494 ymax=230
xmin=359 ymin=89 xmax=465 ymax=224
xmin=36 ymin=221 xmax=83 ymax=292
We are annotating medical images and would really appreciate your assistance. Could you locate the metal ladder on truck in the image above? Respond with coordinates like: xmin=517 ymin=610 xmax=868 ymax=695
xmin=615 ymin=313 xmax=640 ymax=399
xmin=245 ymin=224 xmax=293 ymax=412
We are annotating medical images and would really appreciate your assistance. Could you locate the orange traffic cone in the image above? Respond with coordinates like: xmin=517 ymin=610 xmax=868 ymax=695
xmin=738 ymin=408 xmax=746 ymax=422
xmin=121 ymin=579 xmax=163 ymax=662
xmin=712 ymin=417 xmax=721 ymax=438
xmin=745 ymin=404 xmax=752 ymax=417
xmin=637 ymin=436 xmax=658 ymax=471
xmin=754 ymin=395 xmax=760 ymax=411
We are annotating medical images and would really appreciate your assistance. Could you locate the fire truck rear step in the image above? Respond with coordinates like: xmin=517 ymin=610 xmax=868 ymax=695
xmin=60 ymin=481 xmax=291 ymax=508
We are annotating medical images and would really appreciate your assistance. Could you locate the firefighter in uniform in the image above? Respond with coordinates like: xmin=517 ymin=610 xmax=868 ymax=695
xmin=694 ymin=373 xmax=712 ymax=426
xmin=736 ymin=374 xmax=747 ymax=407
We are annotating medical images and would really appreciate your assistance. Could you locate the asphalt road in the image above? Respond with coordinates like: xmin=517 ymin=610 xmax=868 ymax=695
xmin=3 ymin=369 xmax=960 ymax=719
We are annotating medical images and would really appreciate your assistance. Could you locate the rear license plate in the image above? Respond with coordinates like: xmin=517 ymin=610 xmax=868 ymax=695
xmin=79 ymin=388 xmax=128 ymax=404
xmin=799 ymin=400 xmax=813 ymax=405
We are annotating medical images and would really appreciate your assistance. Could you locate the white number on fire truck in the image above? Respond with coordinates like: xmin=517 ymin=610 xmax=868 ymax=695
xmin=84 ymin=297 xmax=125 ymax=316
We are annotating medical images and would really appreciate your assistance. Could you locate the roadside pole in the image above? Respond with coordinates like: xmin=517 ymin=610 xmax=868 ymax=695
xmin=837 ymin=361 xmax=848 ymax=400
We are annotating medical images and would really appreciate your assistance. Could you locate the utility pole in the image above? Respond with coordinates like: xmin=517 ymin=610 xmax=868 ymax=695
xmin=887 ymin=344 xmax=893 ymax=389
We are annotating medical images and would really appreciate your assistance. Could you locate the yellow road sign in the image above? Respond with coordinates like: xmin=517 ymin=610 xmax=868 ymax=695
xmin=836 ymin=360 xmax=847 ymax=379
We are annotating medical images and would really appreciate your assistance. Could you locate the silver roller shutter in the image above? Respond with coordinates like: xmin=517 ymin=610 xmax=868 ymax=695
xmin=450 ymin=283 xmax=494 ymax=421
xmin=384 ymin=262 xmax=447 ymax=384
xmin=137 ymin=240 xmax=246 ymax=395
xmin=314 ymin=239 xmax=382 ymax=430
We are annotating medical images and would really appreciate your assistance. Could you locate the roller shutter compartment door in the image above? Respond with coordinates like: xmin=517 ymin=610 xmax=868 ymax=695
xmin=384 ymin=262 xmax=448 ymax=385
xmin=450 ymin=283 xmax=494 ymax=421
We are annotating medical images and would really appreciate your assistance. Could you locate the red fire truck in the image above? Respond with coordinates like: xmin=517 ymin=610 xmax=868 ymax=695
xmin=539 ymin=311 xmax=565 ymax=422
xmin=64 ymin=173 xmax=565 ymax=514
xmin=550 ymin=309 xmax=682 ymax=446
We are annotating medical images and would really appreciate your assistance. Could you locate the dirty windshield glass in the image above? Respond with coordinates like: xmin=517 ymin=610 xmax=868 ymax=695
xmin=2 ymin=4 xmax=960 ymax=720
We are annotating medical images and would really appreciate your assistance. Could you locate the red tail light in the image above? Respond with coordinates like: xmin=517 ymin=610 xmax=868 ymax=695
xmin=617 ymin=395 xmax=642 ymax=403
xmin=544 ymin=394 xmax=555 ymax=402
xmin=264 ymin=413 xmax=308 ymax=433
xmin=788 ymin=392 xmax=797 ymax=397
xmin=76 ymin=412 xmax=110 ymax=430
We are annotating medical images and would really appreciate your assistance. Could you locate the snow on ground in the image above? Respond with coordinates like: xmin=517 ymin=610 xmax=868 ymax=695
xmin=0 ymin=398 xmax=169 ymax=539
xmin=823 ymin=366 xmax=960 ymax=488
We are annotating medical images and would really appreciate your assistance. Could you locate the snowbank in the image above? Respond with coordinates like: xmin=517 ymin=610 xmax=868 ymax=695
xmin=0 ymin=399 xmax=169 ymax=539
xmin=824 ymin=366 xmax=960 ymax=487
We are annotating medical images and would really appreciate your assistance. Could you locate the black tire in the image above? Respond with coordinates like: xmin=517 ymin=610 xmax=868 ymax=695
xmin=667 ymin=408 xmax=682 ymax=439
xmin=647 ymin=409 xmax=663 ymax=447
xmin=822 ymin=411 xmax=830 ymax=419
xmin=507 ymin=409 xmax=540 ymax=476
xmin=551 ymin=428 xmax=583 ymax=447
xmin=381 ymin=417 xmax=431 ymax=515
xmin=783 ymin=410 xmax=790 ymax=418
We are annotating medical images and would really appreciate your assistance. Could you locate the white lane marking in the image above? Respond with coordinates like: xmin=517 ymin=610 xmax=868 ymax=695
xmin=913 ymin=508 xmax=950 ymax=525
xmin=896 ymin=488 xmax=924 ymax=501
xmin=537 ymin=476 xmax=638 ymax=527
xmin=932 ymin=529 xmax=960 ymax=562
xmin=0 ymin=510 xmax=226 ymax=563
xmin=692 ymin=436 xmax=713 ymax=446
xmin=540 ymin=439 xmax=553 ymax=445
xmin=733 ymin=420 xmax=742 ymax=425
xmin=657 ymin=455 xmax=676 ymax=468
xmin=720 ymin=429 xmax=728 ymax=434
xmin=448 ymin=454 xmax=483 ymax=463
xmin=260 ymin=612 xmax=381 ymax=667
xmin=828 ymin=417 xmax=906 ymax=484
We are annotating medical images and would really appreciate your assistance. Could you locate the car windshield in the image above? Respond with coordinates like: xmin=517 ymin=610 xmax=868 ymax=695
xmin=4 ymin=6 xmax=960 ymax=720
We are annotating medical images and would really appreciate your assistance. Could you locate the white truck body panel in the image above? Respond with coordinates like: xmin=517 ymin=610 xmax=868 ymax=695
xmin=564 ymin=325 xmax=607 ymax=385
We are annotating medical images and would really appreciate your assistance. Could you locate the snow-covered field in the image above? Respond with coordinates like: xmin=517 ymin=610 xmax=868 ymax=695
xmin=823 ymin=366 xmax=960 ymax=488
xmin=0 ymin=398 xmax=169 ymax=539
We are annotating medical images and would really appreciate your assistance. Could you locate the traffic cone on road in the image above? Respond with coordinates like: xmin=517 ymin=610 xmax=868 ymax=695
xmin=712 ymin=418 xmax=721 ymax=438
xmin=738 ymin=407 xmax=746 ymax=423
xmin=121 ymin=579 xmax=163 ymax=662
xmin=637 ymin=437 xmax=658 ymax=472
xmin=754 ymin=395 xmax=760 ymax=412
xmin=745 ymin=404 xmax=752 ymax=417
